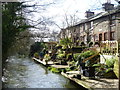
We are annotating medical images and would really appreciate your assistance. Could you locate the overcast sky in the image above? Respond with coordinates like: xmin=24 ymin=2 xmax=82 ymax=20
xmin=21 ymin=0 xmax=118 ymax=42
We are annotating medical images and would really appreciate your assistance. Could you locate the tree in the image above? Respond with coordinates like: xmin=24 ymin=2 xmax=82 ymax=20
xmin=2 ymin=2 xmax=31 ymax=60
xmin=59 ymin=37 xmax=72 ymax=49
xmin=2 ymin=1 xmax=54 ymax=61
xmin=49 ymin=31 xmax=58 ymax=41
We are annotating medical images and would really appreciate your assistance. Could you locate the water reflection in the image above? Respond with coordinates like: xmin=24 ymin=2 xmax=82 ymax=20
xmin=3 ymin=56 xmax=83 ymax=88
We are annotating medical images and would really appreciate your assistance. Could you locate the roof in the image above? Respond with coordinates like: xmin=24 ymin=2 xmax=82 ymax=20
xmin=59 ymin=6 xmax=120 ymax=32
xmin=74 ymin=8 xmax=120 ymax=26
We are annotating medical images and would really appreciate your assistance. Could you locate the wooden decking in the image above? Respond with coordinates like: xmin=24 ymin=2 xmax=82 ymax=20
xmin=33 ymin=57 xmax=55 ymax=65
xmin=61 ymin=72 xmax=118 ymax=89
xmin=33 ymin=57 xmax=69 ymax=69
xmin=33 ymin=57 xmax=119 ymax=89
xmin=51 ymin=65 xmax=69 ymax=69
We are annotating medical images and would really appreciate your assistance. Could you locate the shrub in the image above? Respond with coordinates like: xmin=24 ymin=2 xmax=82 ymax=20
xmin=51 ymin=67 xmax=61 ymax=73
xmin=74 ymin=53 xmax=81 ymax=61
xmin=66 ymin=53 xmax=73 ymax=60
xmin=48 ymin=67 xmax=61 ymax=73
xmin=93 ymin=57 xmax=117 ymax=78
xmin=44 ymin=54 xmax=51 ymax=61
xmin=114 ymin=58 xmax=119 ymax=78
xmin=74 ymin=51 xmax=96 ymax=62
xmin=106 ymin=58 xmax=116 ymax=68
xmin=77 ymin=50 xmax=99 ymax=67
xmin=59 ymin=37 xmax=72 ymax=48
xmin=57 ymin=53 xmax=66 ymax=59
xmin=48 ymin=67 xmax=52 ymax=70
xmin=80 ymin=50 xmax=96 ymax=59
xmin=34 ymin=52 xmax=39 ymax=59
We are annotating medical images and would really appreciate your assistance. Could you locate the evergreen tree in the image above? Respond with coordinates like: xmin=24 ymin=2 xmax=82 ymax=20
xmin=2 ymin=2 xmax=31 ymax=61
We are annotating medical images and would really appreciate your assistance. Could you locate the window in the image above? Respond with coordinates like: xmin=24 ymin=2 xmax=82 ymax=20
xmin=94 ymin=34 xmax=96 ymax=41
xmin=90 ymin=21 xmax=94 ymax=30
xmin=83 ymin=36 xmax=85 ymax=41
xmin=99 ymin=34 xmax=102 ymax=41
xmin=110 ymin=32 xmax=115 ymax=40
xmin=94 ymin=34 xmax=98 ymax=41
xmin=111 ymin=15 xmax=116 ymax=26
xmin=104 ymin=32 xmax=108 ymax=41
xmin=83 ymin=24 xmax=85 ymax=31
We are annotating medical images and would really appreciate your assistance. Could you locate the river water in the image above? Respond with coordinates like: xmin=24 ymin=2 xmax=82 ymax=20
xmin=2 ymin=55 xmax=84 ymax=88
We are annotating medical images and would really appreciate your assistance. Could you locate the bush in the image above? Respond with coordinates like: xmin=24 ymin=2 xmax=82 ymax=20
xmin=66 ymin=53 xmax=73 ymax=60
xmin=50 ymin=67 xmax=61 ymax=73
xmin=30 ymin=42 xmax=46 ymax=57
xmin=106 ymin=58 xmax=116 ymax=68
xmin=48 ymin=67 xmax=61 ymax=73
xmin=44 ymin=54 xmax=51 ymax=61
xmin=57 ymin=53 xmax=66 ymax=59
xmin=74 ymin=51 xmax=96 ymax=62
xmin=34 ymin=52 xmax=39 ymax=59
xmin=76 ymin=50 xmax=99 ymax=67
xmin=80 ymin=50 xmax=96 ymax=59
xmin=74 ymin=53 xmax=81 ymax=61
xmin=56 ymin=44 xmax=62 ymax=49
xmin=114 ymin=58 xmax=119 ymax=78
xmin=59 ymin=37 xmax=72 ymax=48
xmin=93 ymin=57 xmax=117 ymax=78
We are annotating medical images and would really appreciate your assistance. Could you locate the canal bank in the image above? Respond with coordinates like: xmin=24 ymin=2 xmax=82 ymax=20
xmin=2 ymin=55 xmax=85 ymax=88
xmin=33 ymin=57 xmax=119 ymax=90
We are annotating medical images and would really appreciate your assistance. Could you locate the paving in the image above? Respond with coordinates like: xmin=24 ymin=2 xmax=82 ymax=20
xmin=33 ymin=57 xmax=119 ymax=89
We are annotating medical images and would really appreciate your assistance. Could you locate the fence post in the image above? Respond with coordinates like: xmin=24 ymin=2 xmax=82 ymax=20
xmin=118 ymin=39 xmax=120 ymax=90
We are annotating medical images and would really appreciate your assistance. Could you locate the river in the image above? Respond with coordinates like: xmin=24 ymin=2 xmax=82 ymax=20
xmin=2 ymin=55 xmax=85 ymax=88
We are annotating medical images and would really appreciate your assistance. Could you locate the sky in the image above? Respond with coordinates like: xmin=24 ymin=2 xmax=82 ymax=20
xmin=21 ymin=0 xmax=119 ymax=41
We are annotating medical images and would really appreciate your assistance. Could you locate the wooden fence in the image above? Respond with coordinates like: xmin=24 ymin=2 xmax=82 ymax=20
xmin=100 ymin=40 xmax=119 ymax=55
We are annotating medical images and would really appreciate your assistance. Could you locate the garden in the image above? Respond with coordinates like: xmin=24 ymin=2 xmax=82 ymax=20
xmin=31 ymin=37 xmax=118 ymax=79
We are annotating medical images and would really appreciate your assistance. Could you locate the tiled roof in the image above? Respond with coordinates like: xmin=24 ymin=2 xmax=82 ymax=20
xmin=75 ymin=8 xmax=120 ymax=25
xmin=62 ymin=7 xmax=120 ymax=30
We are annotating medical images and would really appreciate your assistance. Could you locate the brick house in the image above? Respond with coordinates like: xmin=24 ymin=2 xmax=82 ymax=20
xmin=58 ymin=3 xmax=120 ymax=46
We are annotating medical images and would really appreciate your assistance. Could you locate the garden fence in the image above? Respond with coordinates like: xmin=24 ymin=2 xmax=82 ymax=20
xmin=100 ymin=40 xmax=119 ymax=56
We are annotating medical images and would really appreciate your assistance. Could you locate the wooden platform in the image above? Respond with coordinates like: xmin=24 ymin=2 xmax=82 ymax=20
xmin=51 ymin=65 xmax=69 ymax=69
xmin=61 ymin=72 xmax=119 ymax=89
xmin=66 ymin=71 xmax=80 ymax=74
xmin=33 ymin=57 xmax=118 ymax=89
xmin=32 ymin=57 xmax=54 ymax=65
xmin=33 ymin=57 xmax=69 ymax=69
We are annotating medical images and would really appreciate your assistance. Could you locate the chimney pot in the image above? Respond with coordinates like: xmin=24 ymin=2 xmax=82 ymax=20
xmin=85 ymin=10 xmax=94 ymax=18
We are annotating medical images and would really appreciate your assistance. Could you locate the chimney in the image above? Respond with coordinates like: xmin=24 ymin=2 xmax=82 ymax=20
xmin=102 ymin=2 xmax=114 ymax=11
xmin=85 ymin=10 xmax=94 ymax=18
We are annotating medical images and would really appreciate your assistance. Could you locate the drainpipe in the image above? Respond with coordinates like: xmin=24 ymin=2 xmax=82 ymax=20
xmin=117 ymin=25 xmax=120 ymax=90
xmin=116 ymin=12 xmax=120 ymax=90
xmin=118 ymin=39 xmax=120 ymax=90
xmin=108 ymin=11 xmax=112 ymax=41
